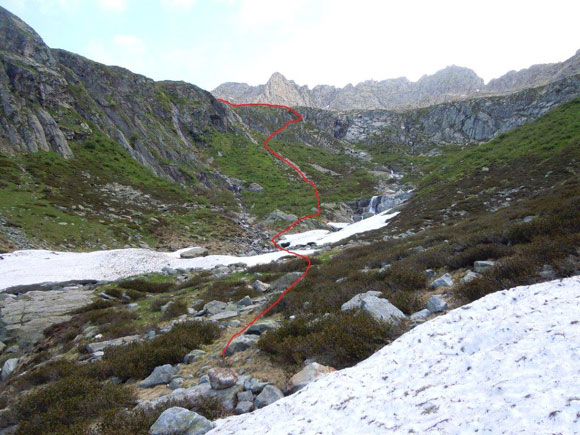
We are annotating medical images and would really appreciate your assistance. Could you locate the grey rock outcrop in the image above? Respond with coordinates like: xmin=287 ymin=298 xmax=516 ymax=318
xmin=208 ymin=368 xmax=238 ymax=390
xmin=224 ymin=335 xmax=258 ymax=356
xmin=286 ymin=362 xmax=336 ymax=394
xmin=149 ymin=407 xmax=214 ymax=435
xmin=426 ymin=295 xmax=448 ymax=313
xmin=254 ymin=385 xmax=284 ymax=408
xmin=1 ymin=358 xmax=19 ymax=381
xmin=139 ymin=364 xmax=178 ymax=388
xmin=430 ymin=274 xmax=454 ymax=289
xmin=341 ymin=291 xmax=406 ymax=324
xmin=474 ymin=261 xmax=495 ymax=273
xmin=180 ymin=247 xmax=209 ymax=258
xmin=271 ymin=272 xmax=303 ymax=293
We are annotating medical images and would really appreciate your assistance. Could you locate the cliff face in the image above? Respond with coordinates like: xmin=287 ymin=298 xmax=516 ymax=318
xmin=212 ymin=51 xmax=580 ymax=111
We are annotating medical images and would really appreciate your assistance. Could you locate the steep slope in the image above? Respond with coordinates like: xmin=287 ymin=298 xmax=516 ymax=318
xmin=212 ymin=50 xmax=580 ymax=111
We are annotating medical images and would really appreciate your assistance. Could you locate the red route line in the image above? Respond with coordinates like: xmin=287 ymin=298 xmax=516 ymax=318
xmin=217 ymin=98 xmax=321 ymax=358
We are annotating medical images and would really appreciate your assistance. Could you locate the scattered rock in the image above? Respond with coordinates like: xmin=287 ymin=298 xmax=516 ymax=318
xmin=474 ymin=261 xmax=495 ymax=273
xmin=427 ymin=295 xmax=448 ymax=313
xmin=235 ymin=401 xmax=254 ymax=414
xmin=424 ymin=269 xmax=436 ymax=278
xmin=184 ymin=349 xmax=206 ymax=364
xmin=203 ymin=300 xmax=227 ymax=315
xmin=244 ymin=378 xmax=270 ymax=394
xmin=139 ymin=364 xmax=178 ymax=388
xmin=199 ymin=375 xmax=209 ymax=384
xmin=461 ymin=270 xmax=482 ymax=284
xmin=180 ymin=247 xmax=209 ymax=259
xmin=224 ymin=335 xmax=259 ymax=356
xmin=271 ymin=272 xmax=303 ymax=293
xmin=86 ymin=335 xmax=140 ymax=353
xmin=209 ymin=311 xmax=239 ymax=321
xmin=252 ymin=280 xmax=271 ymax=293
xmin=169 ymin=377 xmax=185 ymax=390
xmin=287 ymin=362 xmax=336 ymax=394
xmin=237 ymin=296 xmax=252 ymax=307
xmin=410 ymin=309 xmax=431 ymax=320
xmin=245 ymin=320 xmax=279 ymax=335
xmin=430 ymin=273 xmax=454 ymax=289
xmin=208 ymin=368 xmax=238 ymax=390
xmin=341 ymin=291 xmax=406 ymax=324
xmin=1 ymin=358 xmax=19 ymax=381
xmin=255 ymin=385 xmax=284 ymax=408
xmin=237 ymin=391 xmax=253 ymax=402
xmin=149 ymin=407 xmax=214 ymax=435
xmin=540 ymin=264 xmax=557 ymax=280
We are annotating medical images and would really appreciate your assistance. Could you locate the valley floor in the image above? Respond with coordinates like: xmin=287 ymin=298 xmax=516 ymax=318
xmin=210 ymin=276 xmax=580 ymax=434
xmin=0 ymin=211 xmax=397 ymax=291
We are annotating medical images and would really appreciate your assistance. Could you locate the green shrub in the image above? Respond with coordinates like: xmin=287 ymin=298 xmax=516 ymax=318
xmin=119 ymin=278 xmax=174 ymax=293
xmin=382 ymin=265 xmax=427 ymax=292
xmin=151 ymin=297 xmax=170 ymax=312
xmin=389 ymin=291 xmax=422 ymax=315
xmin=125 ymin=289 xmax=147 ymax=300
xmin=160 ymin=300 xmax=188 ymax=320
xmin=202 ymin=279 xmax=258 ymax=303
xmin=258 ymin=312 xmax=398 ymax=369
xmin=446 ymin=243 xmax=512 ymax=270
xmin=10 ymin=360 xmax=78 ymax=392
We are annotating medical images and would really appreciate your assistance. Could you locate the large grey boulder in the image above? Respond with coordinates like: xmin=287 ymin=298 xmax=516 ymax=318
xmin=474 ymin=261 xmax=495 ymax=273
xmin=86 ymin=334 xmax=141 ymax=353
xmin=286 ymin=362 xmax=336 ymax=394
xmin=139 ymin=364 xmax=178 ymax=388
xmin=180 ymin=247 xmax=209 ymax=258
xmin=430 ymin=273 xmax=454 ymax=289
xmin=410 ymin=309 xmax=431 ymax=320
xmin=203 ymin=300 xmax=227 ymax=315
xmin=208 ymin=368 xmax=238 ymax=390
xmin=252 ymin=280 xmax=271 ymax=293
xmin=224 ymin=335 xmax=259 ymax=356
xmin=149 ymin=407 xmax=214 ymax=435
xmin=341 ymin=291 xmax=406 ymax=324
xmin=208 ymin=311 xmax=238 ymax=321
xmin=461 ymin=270 xmax=482 ymax=284
xmin=271 ymin=272 xmax=303 ymax=293
xmin=426 ymin=295 xmax=448 ymax=313
xmin=254 ymin=385 xmax=284 ymax=408
xmin=234 ymin=400 xmax=254 ymax=414
xmin=1 ymin=358 xmax=19 ymax=381
xmin=184 ymin=349 xmax=206 ymax=364
xmin=245 ymin=320 xmax=279 ymax=335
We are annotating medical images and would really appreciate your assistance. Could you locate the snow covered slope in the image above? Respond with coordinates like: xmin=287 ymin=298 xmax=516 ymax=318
xmin=211 ymin=276 xmax=580 ymax=434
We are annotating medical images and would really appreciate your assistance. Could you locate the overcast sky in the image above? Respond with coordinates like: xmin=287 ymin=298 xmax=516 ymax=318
xmin=3 ymin=0 xmax=580 ymax=91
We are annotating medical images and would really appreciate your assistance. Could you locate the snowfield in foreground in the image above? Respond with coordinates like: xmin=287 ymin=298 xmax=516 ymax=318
xmin=0 ymin=211 xmax=398 ymax=290
xmin=211 ymin=276 xmax=580 ymax=434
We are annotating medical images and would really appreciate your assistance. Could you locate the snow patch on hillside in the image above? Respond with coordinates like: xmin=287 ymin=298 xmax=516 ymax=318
xmin=211 ymin=276 xmax=580 ymax=434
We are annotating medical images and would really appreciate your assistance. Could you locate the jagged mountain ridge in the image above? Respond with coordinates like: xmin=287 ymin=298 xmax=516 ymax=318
xmin=212 ymin=51 xmax=580 ymax=111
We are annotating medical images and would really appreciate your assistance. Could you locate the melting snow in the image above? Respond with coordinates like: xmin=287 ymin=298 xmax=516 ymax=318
xmin=211 ymin=276 xmax=580 ymax=434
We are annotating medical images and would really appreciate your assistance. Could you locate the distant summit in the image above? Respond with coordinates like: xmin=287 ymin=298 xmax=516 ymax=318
xmin=213 ymin=51 xmax=580 ymax=111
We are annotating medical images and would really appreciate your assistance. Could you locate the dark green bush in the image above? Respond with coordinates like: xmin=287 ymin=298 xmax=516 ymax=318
xmin=119 ymin=278 xmax=174 ymax=293
xmin=382 ymin=265 xmax=427 ymax=292
xmin=258 ymin=312 xmax=398 ymax=369
xmin=151 ymin=297 xmax=170 ymax=312
xmin=389 ymin=291 xmax=422 ymax=315
xmin=160 ymin=300 xmax=188 ymax=320
xmin=446 ymin=243 xmax=512 ymax=270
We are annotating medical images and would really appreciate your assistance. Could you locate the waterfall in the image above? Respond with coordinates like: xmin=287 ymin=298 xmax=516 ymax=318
xmin=368 ymin=195 xmax=380 ymax=214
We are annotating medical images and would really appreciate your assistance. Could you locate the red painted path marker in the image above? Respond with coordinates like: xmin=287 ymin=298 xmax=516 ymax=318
xmin=217 ymin=99 xmax=321 ymax=358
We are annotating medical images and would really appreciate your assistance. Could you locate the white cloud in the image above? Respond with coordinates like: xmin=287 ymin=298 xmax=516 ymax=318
xmin=113 ymin=35 xmax=146 ymax=54
xmin=97 ymin=0 xmax=127 ymax=13
xmin=160 ymin=0 xmax=197 ymax=11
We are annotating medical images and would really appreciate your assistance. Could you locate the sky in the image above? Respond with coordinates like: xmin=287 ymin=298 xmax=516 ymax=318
xmin=3 ymin=0 xmax=580 ymax=91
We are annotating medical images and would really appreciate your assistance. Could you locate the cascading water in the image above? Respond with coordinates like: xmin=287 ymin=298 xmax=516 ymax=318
xmin=368 ymin=195 xmax=380 ymax=214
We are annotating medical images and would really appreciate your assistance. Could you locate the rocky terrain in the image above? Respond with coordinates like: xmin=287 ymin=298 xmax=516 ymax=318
xmin=213 ymin=49 xmax=580 ymax=111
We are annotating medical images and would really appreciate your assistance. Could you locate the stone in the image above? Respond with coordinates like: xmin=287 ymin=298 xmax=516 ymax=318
xmin=149 ymin=407 xmax=214 ymax=435
xmin=341 ymin=291 xmax=406 ymax=324
xmin=426 ymin=295 xmax=448 ymax=313
xmin=0 ymin=342 xmax=5 ymax=353
xmin=287 ymin=362 xmax=336 ymax=394
xmin=410 ymin=309 xmax=431 ymax=320
xmin=180 ymin=247 xmax=209 ymax=259
xmin=139 ymin=364 xmax=178 ymax=388
xmin=254 ymin=385 xmax=284 ymax=408
xmin=237 ymin=390 xmax=253 ymax=402
xmin=126 ymin=303 xmax=138 ymax=310
xmin=237 ymin=296 xmax=252 ymax=307
xmin=198 ymin=375 xmax=209 ymax=384
xmin=184 ymin=349 xmax=206 ymax=364
xmin=203 ymin=300 xmax=227 ymax=315
xmin=209 ymin=311 xmax=238 ymax=321
xmin=169 ymin=377 xmax=185 ymax=390
xmin=245 ymin=320 xmax=280 ymax=335
xmin=271 ymin=272 xmax=303 ymax=293
xmin=208 ymin=368 xmax=238 ymax=390
xmin=430 ymin=273 xmax=454 ymax=289
xmin=424 ymin=269 xmax=437 ymax=278
xmin=235 ymin=400 xmax=254 ymax=414
xmin=86 ymin=335 xmax=140 ymax=353
xmin=252 ymin=280 xmax=271 ymax=293
xmin=224 ymin=335 xmax=259 ymax=356
xmin=461 ymin=270 xmax=482 ymax=284
xmin=1 ymin=358 xmax=19 ymax=381
xmin=474 ymin=261 xmax=495 ymax=273
xmin=540 ymin=264 xmax=557 ymax=280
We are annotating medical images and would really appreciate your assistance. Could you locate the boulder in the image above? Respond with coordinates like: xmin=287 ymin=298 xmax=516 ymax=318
xmin=184 ymin=349 xmax=206 ymax=364
xmin=234 ymin=400 xmax=254 ymax=414
xmin=424 ymin=269 xmax=436 ymax=278
xmin=244 ymin=378 xmax=270 ymax=394
xmin=237 ymin=296 xmax=252 ymax=307
xmin=237 ymin=391 xmax=253 ymax=402
xmin=203 ymin=300 xmax=227 ymax=315
xmin=86 ymin=334 xmax=140 ymax=353
xmin=1 ymin=358 xmax=19 ymax=381
xmin=461 ymin=270 xmax=482 ymax=284
xmin=426 ymin=295 xmax=448 ymax=313
xmin=149 ymin=407 xmax=214 ymax=435
xmin=245 ymin=320 xmax=279 ymax=335
xmin=208 ymin=311 xmax=238 ymax=321
xmin=410 ymin=309 xmax=431 ymax=320
xmin=168 ymin=377 xmax=184 ymax=390
xmin=252 ymin=280 xmax=271 ymax=293
xmin=139 ymin=364 xmax=178 ymax=388
xmin=208 ymin=368 xmax=238 ymax=390
xmin=287 ymin=362 xmax=336 ymax=394
xmin=540 ymin=264 xmax=557 ymax=280
xmin=474 ymin=261 xmax=495 ymax=273
xmin=180 ymin=247 xmax=209 ymax=259
xmin=271 ymin=272 xmax=303 ymax=293
xmin=255 ymin=385 xmax=284 ymax=408
xmin=341 ymin=291 xmax=406 ymax=324
xmin=430 ymin=273 xmax=454 ymax=289
xmin=224 ymin=335 xmax=259 ymax=356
